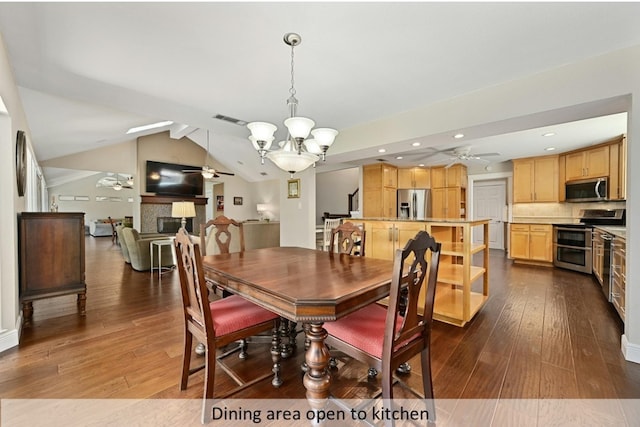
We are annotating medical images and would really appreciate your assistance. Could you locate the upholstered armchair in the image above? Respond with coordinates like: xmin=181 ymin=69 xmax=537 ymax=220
xmin=120 ymin=227 xmax=175 ymax=271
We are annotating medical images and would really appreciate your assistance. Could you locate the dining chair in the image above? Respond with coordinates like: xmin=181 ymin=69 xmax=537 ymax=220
xmin=324 ymin=230 xmax=441 ymax=424
xmin=329 ymin=221 xmax=366 ymax=257
xmin=198 ymin=215 xmax=244 ymax=355
xmin=322 ymin=218 xmax=342 ymax=251
xmin=199 ymin=215 xmax=284 ymax=358
xmin=174 ymin=227 xmax=281 ymax=423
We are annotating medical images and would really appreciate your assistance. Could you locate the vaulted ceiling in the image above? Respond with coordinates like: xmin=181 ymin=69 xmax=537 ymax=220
xmin=0 ymin=3 xmax=638 ymax=182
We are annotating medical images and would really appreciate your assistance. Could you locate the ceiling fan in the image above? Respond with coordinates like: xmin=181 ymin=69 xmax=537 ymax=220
xmin=182 ymin=130 xmax=235 ymax=179
xmin=96 ymin=174 xmax=133 ymax=190
xmin=420 ymin=145 xmax=500 ymax=168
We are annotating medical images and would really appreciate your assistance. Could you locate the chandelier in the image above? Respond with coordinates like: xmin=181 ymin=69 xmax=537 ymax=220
xmin=247 ymin=33 xmax=338 ymax=176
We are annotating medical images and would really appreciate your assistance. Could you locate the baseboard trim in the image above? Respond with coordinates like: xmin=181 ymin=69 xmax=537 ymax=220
xmin=621 ymin=334 xmax=640 ymax=363
xmin=0 ymin=328 xmax=19 ymax=354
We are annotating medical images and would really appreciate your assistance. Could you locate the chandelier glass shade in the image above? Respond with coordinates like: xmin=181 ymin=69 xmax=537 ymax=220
xmin=247 ymin=33 xmax=337 ymax=175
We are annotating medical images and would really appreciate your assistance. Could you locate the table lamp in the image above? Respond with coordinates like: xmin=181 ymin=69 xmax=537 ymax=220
xmin=172 ymin=201 xmax=196 ymax=229
xmin=257 ymin=203 xmax=268 ymax=221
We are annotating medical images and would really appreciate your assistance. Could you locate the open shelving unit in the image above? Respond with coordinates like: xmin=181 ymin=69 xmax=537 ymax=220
xmin=426 ymin=219 xmax=489 ymax=326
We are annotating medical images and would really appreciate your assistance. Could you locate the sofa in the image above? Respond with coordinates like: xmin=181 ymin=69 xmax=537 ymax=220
xmin=90 ymin=218 xmax=123 ymax=237
xmin=120 ymin=227 xmax=175 ymax=271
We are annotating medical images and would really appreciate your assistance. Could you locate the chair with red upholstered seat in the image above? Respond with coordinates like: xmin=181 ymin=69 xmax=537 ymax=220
xmin=174 ymin=227 xmax=281 ymax=423
xmin=324 ymin=230 xmax=441 ymax=424
xmin=329 ymin=221 xmax=366 ymax=256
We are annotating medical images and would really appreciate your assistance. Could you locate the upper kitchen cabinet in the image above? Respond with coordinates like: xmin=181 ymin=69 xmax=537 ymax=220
xmin=397 ymin=167 xmax=430 ymax=189
xmin=431 ymin=164 xmax=467 ymax=188
xmin=513 ymin=155 xmax=559 ymax=203
xmin=608 ymin=135 xmax=627 ymax=200
xmin=363 ymin=163 xmax=398 ymax=218
xmin=564 ymin=145 xmax=609 ymax=181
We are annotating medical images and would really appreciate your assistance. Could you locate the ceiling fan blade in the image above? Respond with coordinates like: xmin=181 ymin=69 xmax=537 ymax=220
xmin=181 ymin=169 xmax=202 ymax=173
xmin=444 ymin=158 xmax=458 ymax=169
xmin=215 ymin=171 xmax=235 ymax=176
xmin=473 ymin=152 xmax=500 ymax=157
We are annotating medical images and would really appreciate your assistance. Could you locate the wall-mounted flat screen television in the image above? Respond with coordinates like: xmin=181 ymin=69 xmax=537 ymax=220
xmin=145 ymin=161 xmax=204 ymax=196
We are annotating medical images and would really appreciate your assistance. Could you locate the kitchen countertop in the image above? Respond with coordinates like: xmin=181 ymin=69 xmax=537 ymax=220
xmin=355 ymin=217 xmax=490 ymax=224
xmin=511 ymin=216 xmax=579 ymax=224
xmin=593 ymin=225 xmax=626 ymax=239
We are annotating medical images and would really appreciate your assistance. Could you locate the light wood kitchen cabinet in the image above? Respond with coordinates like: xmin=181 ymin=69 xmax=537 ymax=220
xmin=608 ymin=136 xmax=626 ymax=200
xmin=363 ymin=163 xmax=397 ymax=218
xmin=397 ymin=167 xmax=430 ymax=189
xmin=361 ymin=218 xmax=489 ymax=327
xmin=509 ymin=223 xmax=553 ymax=264
xmin=431 ymin=164 xmax=467 ymax=188
xmin=432 ymin=187 xmax=466 ymax=219
xmin=364 ymin=220 xmax=426 ymax=261
xmin=564 ymin=145 xmax=609 ymax=181
xmin=512 ymin=155 xmax=559 ymax=203
xmin=611 ymin=235 xmax=626 ymax=322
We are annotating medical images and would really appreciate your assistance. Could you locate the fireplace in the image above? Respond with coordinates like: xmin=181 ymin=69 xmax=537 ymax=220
xmin=140 ymin=195 xmax=206 ymax=234
xmin=157 ymin=217 xmax=193 ymax=234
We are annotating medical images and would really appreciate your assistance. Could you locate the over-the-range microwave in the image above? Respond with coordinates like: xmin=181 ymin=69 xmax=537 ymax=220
xmin=565 ymin=177 xmax=608 ymax=202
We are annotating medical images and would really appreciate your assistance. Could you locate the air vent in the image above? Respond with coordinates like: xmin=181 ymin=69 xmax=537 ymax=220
xmin=213 ymin=114 xmax=248 ymax=126
xmin=260 ymin=172 xmax=268 ymax=176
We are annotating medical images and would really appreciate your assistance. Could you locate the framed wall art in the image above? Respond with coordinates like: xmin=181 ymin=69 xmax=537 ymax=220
xmin=287 ymin=179 xmax=300 ymax=198
xmin=233 ymin=196 xmax=243 ymax=206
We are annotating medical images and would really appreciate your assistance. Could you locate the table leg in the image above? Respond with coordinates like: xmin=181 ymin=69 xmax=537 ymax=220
xmin=77 ymin=291 xmax=87 ymax=315
xmin=302 ymin=322 xmax=331 ymax=407
xmin=150 ymin=242 xmax=154 ymax=278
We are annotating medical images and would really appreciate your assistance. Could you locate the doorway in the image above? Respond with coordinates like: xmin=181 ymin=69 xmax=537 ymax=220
xmin=473 ymin=179 xmax=507 ymax=250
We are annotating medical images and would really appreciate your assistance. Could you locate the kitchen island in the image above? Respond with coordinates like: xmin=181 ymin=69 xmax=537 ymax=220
xmin=355 ymin=218 xmax=489 ymax=327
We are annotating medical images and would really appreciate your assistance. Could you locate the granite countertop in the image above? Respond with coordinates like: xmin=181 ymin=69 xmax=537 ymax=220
xmin=593 ymin=225 xmax=626 ymax=239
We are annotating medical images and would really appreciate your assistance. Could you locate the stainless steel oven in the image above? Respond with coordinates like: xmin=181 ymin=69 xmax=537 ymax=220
xmin=553 ymin=224 xmax=593 ymax=273
xmin=553 ymin=208 xmax=625 ymax=275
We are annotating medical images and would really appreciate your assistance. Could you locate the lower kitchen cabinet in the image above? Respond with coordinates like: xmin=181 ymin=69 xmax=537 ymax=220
xmin=611 ymin=236 xmax=626 ymax=322
xmin=509 ymin=223 xmax=553 ymax=265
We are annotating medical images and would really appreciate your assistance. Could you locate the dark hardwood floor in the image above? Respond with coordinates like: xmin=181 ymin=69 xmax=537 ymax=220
xmin=1 ymin=236 xmax=639 ymax=425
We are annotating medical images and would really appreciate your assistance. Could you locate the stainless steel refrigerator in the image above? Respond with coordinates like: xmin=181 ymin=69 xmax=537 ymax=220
xmin=397 ymin=189 xmax=431 ymax=220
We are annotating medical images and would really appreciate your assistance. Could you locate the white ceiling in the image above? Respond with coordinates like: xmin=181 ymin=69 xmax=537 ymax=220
xmin=0 ymin=3 xmax=637 ymax=182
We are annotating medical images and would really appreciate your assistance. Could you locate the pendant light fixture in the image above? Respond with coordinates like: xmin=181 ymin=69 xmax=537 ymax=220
xmin=247 ymin=33 xmax=338 ymax=176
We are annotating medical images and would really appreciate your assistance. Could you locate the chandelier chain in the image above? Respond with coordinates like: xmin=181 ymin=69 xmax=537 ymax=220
xmin=289 ymin=42 xmax=296 ymax=99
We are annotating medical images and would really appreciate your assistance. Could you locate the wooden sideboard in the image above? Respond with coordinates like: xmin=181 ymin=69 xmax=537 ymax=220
xmin=18 ymin=212 xmax=87 ymax=321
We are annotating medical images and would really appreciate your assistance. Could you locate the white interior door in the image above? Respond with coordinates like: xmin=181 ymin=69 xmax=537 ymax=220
xmin=473 ymin=181 xmax=506 ymax=250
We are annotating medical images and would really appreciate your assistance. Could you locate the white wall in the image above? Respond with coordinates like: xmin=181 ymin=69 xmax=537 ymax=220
xmin=316 ymin=168 xmax=359 ymax=225
xmin=49 ymin=173 xmax=135 ymax=223
xmin=280 ymin=167 xmax=316 ymax=248
xmin=0 ymin=32 xmax=31 ymax=352
xmin=251 ymin=179 xmax=280 ymax=221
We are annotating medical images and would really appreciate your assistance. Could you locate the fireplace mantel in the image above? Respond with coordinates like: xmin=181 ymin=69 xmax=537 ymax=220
xmin=141 ymin=195 xmax=208 ymax=205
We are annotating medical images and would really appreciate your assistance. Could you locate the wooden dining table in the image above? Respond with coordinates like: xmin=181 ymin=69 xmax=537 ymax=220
xmin=201 ymin=246 xmax=395 ymax=407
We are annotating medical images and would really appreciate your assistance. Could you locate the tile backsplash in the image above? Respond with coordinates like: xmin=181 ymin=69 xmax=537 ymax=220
xmin=512 ymin=201 xmax=626 ymax=223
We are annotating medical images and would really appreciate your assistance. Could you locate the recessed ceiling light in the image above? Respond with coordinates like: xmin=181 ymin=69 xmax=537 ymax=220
xmin=418 ymin=164 xmax=425 ymax=167
xmin=453 ymin=133 xmax=465 ymax=139
xmin=412 ymin=142 xmax=421 ymax=147
xmin=545 ymin=147 xmax=556 ymax=151
xmin=542 ymin=132 xmax=556 ymax=137
xmin=126 ymin=120 xmax=173 ymax=134
xmin=378 ymin=148 xmax=386 ymax=153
